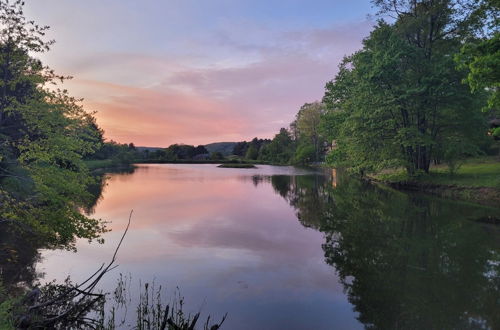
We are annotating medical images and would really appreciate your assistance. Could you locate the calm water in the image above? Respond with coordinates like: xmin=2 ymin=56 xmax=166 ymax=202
xmin=34 ymin=164 xmax=499 ymax=329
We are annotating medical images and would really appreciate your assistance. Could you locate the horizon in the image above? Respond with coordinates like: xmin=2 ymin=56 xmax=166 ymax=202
xmin=24 ymin=0 xmax=376 ymax=146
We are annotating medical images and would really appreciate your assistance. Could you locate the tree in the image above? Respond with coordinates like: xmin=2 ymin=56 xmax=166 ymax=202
xmin=245 ymin=144 xmax=259 ymax=160
xmin=456 ymin=32 xmax=500 ymax=110
xmin=323 ymin=1 xmax=489 ymax=175
xmin=210 ymin=151 xmax=224 ymax=160
xmin=295 ymin=102 xmax=324 ymax=162
xmin=293 ymin=143 xmax=316 ymax=165
xmin=0 ymin=0 xmax=105 ymax=244
xmin=194 ymin=145 xmax=208 ymax=155
xmin=232 ymin=141 xmax=249 ymax=156
xmin=259 ymin=128 xmax=295 ymax=164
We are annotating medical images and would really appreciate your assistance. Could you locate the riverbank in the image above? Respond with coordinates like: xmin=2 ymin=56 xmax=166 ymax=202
xmin=371 ymin=157 xmax=500 ymax=207
xmin=84 ymin=159 xmax=136 ymax=172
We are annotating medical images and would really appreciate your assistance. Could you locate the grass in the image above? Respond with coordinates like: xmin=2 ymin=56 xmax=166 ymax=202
xmin=217 ymin=163 xmax=256 ymax=168
xmin=375 ymin=156 xmax=500 ymax=189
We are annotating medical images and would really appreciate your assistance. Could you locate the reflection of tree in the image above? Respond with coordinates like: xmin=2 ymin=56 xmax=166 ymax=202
xmin=0 ymin=224 xmax=41 ymax=292
xmin=271 ymin=173 xmax=500 ymax=329
xmin=271 ymin=174 xmax=332 ymax=229
xmin=0 ymin=168 xmax=123 ymax=292
xmin=83 ymin=167 xmax=136 ymax=215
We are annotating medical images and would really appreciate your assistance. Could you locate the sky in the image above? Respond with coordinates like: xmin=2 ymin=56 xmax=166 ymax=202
xmin=25 ymin=0 xmax=376 ymax=147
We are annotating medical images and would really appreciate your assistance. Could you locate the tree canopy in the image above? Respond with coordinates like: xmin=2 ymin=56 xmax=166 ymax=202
xmin=0 ymin=0 xmax=105 ymax=245
xmin=321 ymin=0 xmax=494 ymax=175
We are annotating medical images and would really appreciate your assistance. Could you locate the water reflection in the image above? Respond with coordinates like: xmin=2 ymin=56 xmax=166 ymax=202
xmin=83 ymin=166 xmax=137 ymax=215
xmin=0 ymin=167 xmax=130 ymax=293
xmin=38 ymin=165 xmax=352 ymax=330
xmin=272 ymin=173 xmax=500 ymax=329
xmin=24 ymin=164 xmax=500 ymax=329
xmin=0 ymin=224 xmax=41 ymax=292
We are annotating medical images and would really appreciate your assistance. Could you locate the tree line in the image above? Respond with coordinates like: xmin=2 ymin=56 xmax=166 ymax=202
xmin=263 ymin=0 xmax=499 ymax=173
xmin=321 ymin=0 xmax=499 ymax=175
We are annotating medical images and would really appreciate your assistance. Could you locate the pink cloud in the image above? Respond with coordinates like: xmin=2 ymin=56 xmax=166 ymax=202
xmin=77 ymin=80 xmax=249 ymax=146
xmin=60 ymin=21 xmax=373 ymax=146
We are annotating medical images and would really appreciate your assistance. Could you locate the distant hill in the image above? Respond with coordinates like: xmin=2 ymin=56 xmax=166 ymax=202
xmin=204 ymin=142 xmax=237 ymax=156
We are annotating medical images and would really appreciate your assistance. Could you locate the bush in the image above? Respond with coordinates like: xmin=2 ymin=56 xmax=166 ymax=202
xmin=293 ymin=144 xmax=315 ymax=165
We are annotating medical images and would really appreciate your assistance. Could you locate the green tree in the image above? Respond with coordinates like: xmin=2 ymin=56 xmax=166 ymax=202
xmin=0 ymin=0 xmax=105 ymax=245
xmin=456 ymin=32 xmax=500 ymax=110
xmin=323 ymin=0 xmax=489 ymax=175
xmin=244 ymin=144 xmax=259 ymax=160
xmin=295 ymin=102 xmax=324 ymax=162
xmin=292 ymin=143 xmax=316 ymax=165
xmin=259 ymin=128 xmax=295 ymax=164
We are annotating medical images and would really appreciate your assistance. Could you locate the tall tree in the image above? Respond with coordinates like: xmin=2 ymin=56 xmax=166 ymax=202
xmin=0 ymin=0 xmax=105 ymax=245
xmin=259 ymin=128 xmax=295 ymax=164
xmin=323 ymin=0 xmax=489 ymax=174
xmin=295 ymin=102 xmax=324 ymax=162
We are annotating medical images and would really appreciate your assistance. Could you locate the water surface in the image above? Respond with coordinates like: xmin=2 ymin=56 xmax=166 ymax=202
xmin=36 ymin=164 xmax=499 ymax=329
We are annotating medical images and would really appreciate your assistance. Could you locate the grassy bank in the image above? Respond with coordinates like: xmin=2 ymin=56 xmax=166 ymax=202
xmin=372 ymin=157 xmax=500 ymax=206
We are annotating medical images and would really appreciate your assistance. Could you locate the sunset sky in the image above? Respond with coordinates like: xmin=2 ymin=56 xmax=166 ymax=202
xmin=26 ymin=1 xmax=375 ymax=147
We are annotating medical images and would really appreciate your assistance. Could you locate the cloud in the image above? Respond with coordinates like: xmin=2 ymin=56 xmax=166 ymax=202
xmin=72 ymin=79 xmax=249 ymax=146
xmin=37 ymin=2 xmax=373 ymax=146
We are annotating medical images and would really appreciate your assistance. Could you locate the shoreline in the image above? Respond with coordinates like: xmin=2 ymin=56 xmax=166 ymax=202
xmin=87 ymin=159 xmax=500 ymax=209
xmin=368 ymin=177 xmax=500 ymax=209
xmin=364 ymin=157 xmax=500 ymax=208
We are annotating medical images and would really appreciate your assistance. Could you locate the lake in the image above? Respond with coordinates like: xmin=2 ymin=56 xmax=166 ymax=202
xmin=35 ymin=164 xmax=499 ymax=329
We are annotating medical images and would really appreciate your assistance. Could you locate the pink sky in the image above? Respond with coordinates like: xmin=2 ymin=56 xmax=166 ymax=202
xmin=26 ymin=1 xmax=375 ymax=146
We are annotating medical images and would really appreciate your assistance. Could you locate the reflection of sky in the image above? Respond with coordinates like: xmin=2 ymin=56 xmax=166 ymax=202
xmin=24 ymin=1 xmax=376 ymax=146
xmin=38 ymin=164 xmax=362 ymax=329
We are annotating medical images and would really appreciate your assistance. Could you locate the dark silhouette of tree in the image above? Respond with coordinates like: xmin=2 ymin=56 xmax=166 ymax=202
xmin=271 ymin=171 xmax=500 ymax=329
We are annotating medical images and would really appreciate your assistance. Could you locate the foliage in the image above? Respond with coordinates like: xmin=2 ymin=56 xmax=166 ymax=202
xmin=493 ymin=126 xmax=500 ymax=138
xmin=263 ymin=102 xmax=327 ymax=165
xmin=244 ymin=144 xmax=259 ymax=160
xmin=457 ymin=32 xmax=500 ymax=110
xmin=259 ymin=128 xmax=295 ymax=164
xmin=293 ymin=102 xmax=325 ymax=162
xmin=292 ymin=143 xmax=315 ymax=165
xmin=145 ymin=144 xmax=209 ymax=162
xmin=203 ymin=142 xmax=236 ymax=156
xmin=260 ymin=102 xmax=330 ymax=165
xmin=133 ymin=282 xmax=227 ymax=330
xmin=210 ymin=151 xmax=224 ymax=160
xmin=454 ymin=0 xmax=499 ymax=109
xmin=322 ymin=0 xmax=491 ymax=175
xmin=232 ymin=141 xmax=249 ymax=156
xmin=0 ymin=0 xmax=106 ymax=244
xmin=89 ymin=141 xmax=139 ymax=166
xmin=0 ymin=281 xmax=14 ymax=330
